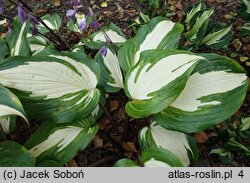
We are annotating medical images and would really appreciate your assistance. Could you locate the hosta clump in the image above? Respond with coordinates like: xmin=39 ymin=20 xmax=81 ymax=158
xmin=114 ymin=16 xmax=247 ymax=166
xmin=182 ymin=2 xmax=232 ymax=49
xmin=118 ymin=17 xmax=247 ymax=131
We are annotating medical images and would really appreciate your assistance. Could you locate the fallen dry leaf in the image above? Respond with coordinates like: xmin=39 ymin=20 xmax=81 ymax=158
xmin=54 ymin=0 xmax=61 ymax=7
xmin=122 ymin=142 xmax=137 ymax=152
xmin=117 ymin=106 xmax=126 ymax=121
xmin=175 ymin=1 xmax=183 ymax=10
xmin=109 ymin=100 xmax=120 ymax=112
xmin=67 ymin=159 xmax=78 ymax=167
xmin=93 ymin=135 xmax=104 ymax=148
xmin=194 ymin=131 xmax=209 ymax=143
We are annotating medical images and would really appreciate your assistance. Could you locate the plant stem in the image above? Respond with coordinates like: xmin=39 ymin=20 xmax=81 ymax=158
xmin=137 ymin=150 xmax=143 ymax=167
xmin=88 ymin=155 xmax=120 ymax=167
xmin=0 ymin=125 xmax=8 ymax=141
xmin=0 ymin=11 xmax=62 ymax=48
xmin=8 ymin=0 xmax=70 ymax=50
xmin=93 ymin=19 xmax=118 ymax=54
xmin=98 ymin=129 xmax=122 ymax=153
xmin=123 ymin=113 xmax=129 ymax=140
xmin=0 ymin=15 xmax=12 ymax=21
xmin=19 ymin=0 xmax=70 ymax=50
xmin=99 ymin=101 xmax=121 ymax=136
xmin=82 ymin=6 xmax=118 ymax=54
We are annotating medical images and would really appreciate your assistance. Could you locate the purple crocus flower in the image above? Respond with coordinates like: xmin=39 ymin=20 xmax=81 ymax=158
xmin=29 ymin=15 xmax=39 ymax=36
xmin=100 ymin=45 xmax=107 ymax=57
xmin=74 ymin=0 xmax=81 ymax=6
xmin=104 ymin=33 xmax=112 ymax=44
xmin=0 ymin=0 xmax=4 ymax=14
xmin=29 ymin=15 xmax=39 ymax=26
xmin=17 ymin=1 xmax=27 ymax=23
xmin=89 ymin=20 xmax=98 ymax=29
xmin=31 ymin=25 xmax=38 ymax=36
xmin=78 ymin=19 xmax=87 ymax=31
xmin=69 ymin=0 xmax=82 ymax=8
xmin=66 ymin=9 xmax=77 ymax=20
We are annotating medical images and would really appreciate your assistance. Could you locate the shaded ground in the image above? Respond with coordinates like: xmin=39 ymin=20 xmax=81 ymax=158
xmin=1 ymin=0 xmax=250 ymax=167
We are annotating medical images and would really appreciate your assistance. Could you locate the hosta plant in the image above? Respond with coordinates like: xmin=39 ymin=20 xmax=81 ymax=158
xmin=0 ymin=0 xmax=248 ymax=167
xmin=182 ymin=1 xmax=233 ymax=49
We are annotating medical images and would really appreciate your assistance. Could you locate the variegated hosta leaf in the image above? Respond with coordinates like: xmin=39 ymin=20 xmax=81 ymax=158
xmin=67 ymin=13 xmax=86 ymax=34
xmin=240 ymin=0 xmax=250 ymax=20
xmin=200 ymin=23 xmax=232 ymax=49
xmin=95 ymin=47 xmax=124 ymax=92
xmin=24 ymin=117 xmax=98 ymax=164
xmin=67 ymin=20 xmax=82 ymax=34
xmin=239 ymin=23 xmax=250 ymax=36
xmin=37 ymin=160 xmax=63 ymax=167
xmin=91 ymin=23 xmax=126 ymax=44
xmin=239 ymin=116 xmax=250 ymax=131
xmin=0 ymin=19 xmax=7 ymax=26
xmin=0 ymin=38 xmax=9 ymax=60
xmin=226 ymin=138 xmax=250 ymax=152
xmin=210 ymin=148 xmax=232 ymax=157
xmin=27 ymin=33 xmax=49 ymax=55
xmin=0 ymin=141 xmax=36 ymax=167
xmin=90 ymin=92 xmax=106 ymax=120
xmin=114 ymin=159 xmax=139 ymax=167
xmin=154 ymin=54 xmax=248 ymax=133
xmin=0 ymin=52 xmax=100 ymax=123
xmin=118 ymin=17 xmax=184 ymax=73
xmin=139 ymin=121 xmax=198 ymax=167
xmin=183 ymin=2 xmax=205 ymax=25
xmin=0 ymin=116 xmax=16 ymax=134
xmin=130 ymin=12 xmax=151 ymax=34
xmin=185 ymin=8 xmax=214 ymax=43
xmin=138 ymin=0 xmax=160 ymax=8
xmin=83 ymin=23 xmax=127 ymax=50
xmin=38 ymin=13 xmax=62 ymax=33
xmin=5 ymin=19 xmax=31 ymax=57
xmin=135 ymin=12 xmax=151 ymax=24
xmin=124 ymin=50 xmax=204 ymax=118
xmin=0 ymin=85 xmax=28 ymax=122
xmin=142 ymin=148 xmax=184 ymax=167
xmin=114 ymin=148 xmax=183 ymax=167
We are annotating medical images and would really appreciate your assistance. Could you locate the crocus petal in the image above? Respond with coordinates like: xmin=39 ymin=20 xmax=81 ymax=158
xmin=104 ymin=33 xmax=112 ymax=43
xmin=66 ymin=9 xmax=76 ymax=20
xmin=75 ymin=0 xmax=81 ymax=5
xmin=100 ymin=46 xmax=108 ymax=57
xmin=29 ymin=15 xmax=39 ymax=26
xmin=89 ymin=20 xmax=98 ymax=29
xmin=18 ymin=6 xmax=27 ymax=23
xmin=78 ymin=19 xmax=87 ymax=31
xmin=0 ymin=0 xmax=4 ymax=14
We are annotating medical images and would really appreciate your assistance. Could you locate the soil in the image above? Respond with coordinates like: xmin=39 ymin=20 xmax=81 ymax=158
xmin=1 ymin=0 xmax=250 ymax=167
